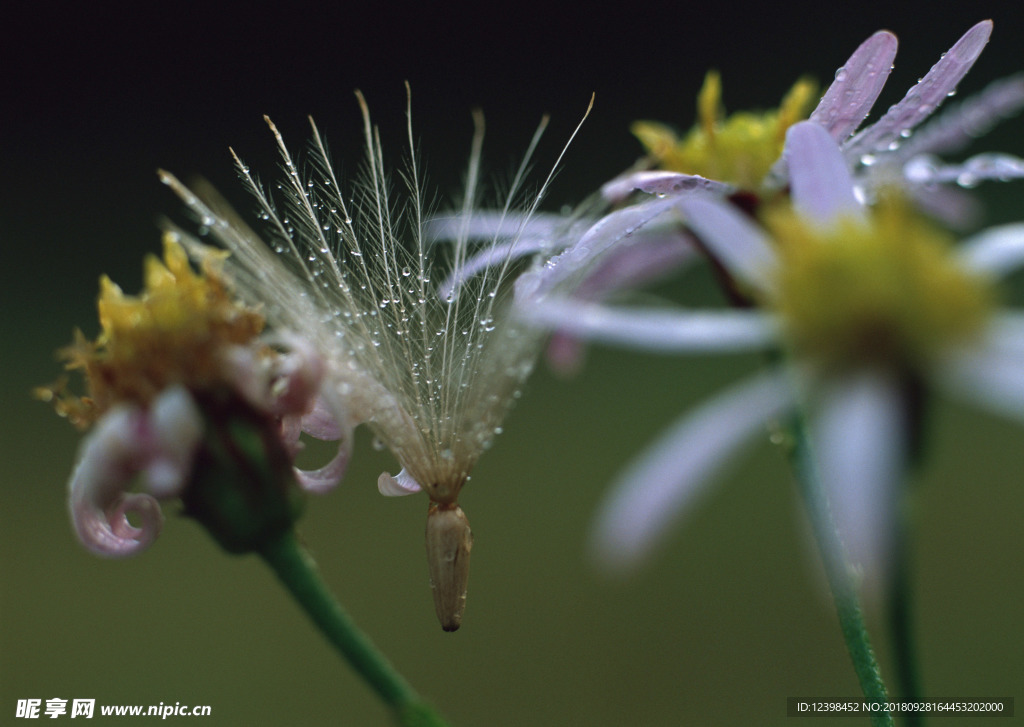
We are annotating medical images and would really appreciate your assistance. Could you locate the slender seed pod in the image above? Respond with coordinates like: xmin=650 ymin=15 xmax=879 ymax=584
xmin=425 ymin=502 xmax=473 ymax=631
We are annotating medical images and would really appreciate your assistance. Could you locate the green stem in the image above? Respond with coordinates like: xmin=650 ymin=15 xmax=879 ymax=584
xmin=785 ymin=413 xmax=893 ymax=727
xmin=888 ymin=497 xmax=923 ymax=727
xmin=259 ymin=531 xmax=450 ymax=727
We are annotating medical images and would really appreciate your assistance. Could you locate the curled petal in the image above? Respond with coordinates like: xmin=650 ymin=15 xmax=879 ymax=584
xmin=301 ymin=394 xmax=346 ymax=440
xmin=263 ymin=333 xmax=327 ymax=417
xmin=811 ymin=30 xmax=899 ymax=142
xmin=845 ymin=21 xmax=993 ymax=161
xmin=590 ymin=370 xmax=795 ymax=572
xmin=378 ymin=468 xmax=423 ymax=496
xmin=785 ymin=121 xmax=864 ymax=224
xmin=295 ymin=441 xmax=351 ymax=494
xmin=144 ymin=385 xmax=204 ymax=498
xmin=68 ymin=406 xmax=165 ymax=557
xmin=290 ymin=392 xmax=355 ymax=493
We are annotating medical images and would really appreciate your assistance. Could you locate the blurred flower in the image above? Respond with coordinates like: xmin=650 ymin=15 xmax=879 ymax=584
xmin=610 ymin=20 xmax=1024 ymax=227
xmin=520 ymin=120 xmax=1024 ymax=582
xmin=39 ymin=235 xmax=343 ymax=556
xmin=159 ymin=89 xmax=589 ymax=629
xmin=462 ymin=22 xmax=1022 ymax=375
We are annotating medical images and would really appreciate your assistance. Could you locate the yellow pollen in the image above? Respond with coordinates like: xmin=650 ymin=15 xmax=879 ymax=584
xmin=632 ymin=71 xmax=817 ymax=192
xmin=767 ymin=199 xmax=995 ymax=372
xmin=41 ymin=234 xmax=264 ymax=428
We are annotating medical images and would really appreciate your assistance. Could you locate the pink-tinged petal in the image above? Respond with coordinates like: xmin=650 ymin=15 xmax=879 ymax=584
xmin=300 ymin=394 xmax=346 ymax=440
xmin=264 ymin=334 xmax=327 ymax=417
xmin=574 ymin=230 xmax=697 ymax=299
xmin=542 ymin=231 xmax=698 ymax=373
xmin=290 ymin=393 xmax=354 ymax=493
xmin=545 ymin=331 xmax=587 ymax=376
xmin=903 ymin=174 xmax=982 ymax=229
xmin=522 ymin=298 xmax=779 ymax=354
xmin=144 ymin=386 xmax=204 ymax=498
xmin=425 ymin=211 xmax=571 ymax=243
xmin=68 ymin=406 xmax=165 ymax=557
xmin=811 ymin=371 xmax=905 ymax=589
xmin=904 ymin=152 xmax=1024 ymax=188
xmin=601 ymin=170 xmax=733 ymax=203
xmin=516 ymin=197 xmax=686 ymax=301
xmin=378 ymin=468 xmax=423 ymax=496
xmin=675 ymin=196 xmax=779 ymax=293
xmin=896 ymin=73 xmax=1024 ymax=158
xmin=786 ymin=121 xmax=864 ymax=224
xmin=439 ymin=239 xmax=543 ymax=301
xmin=939 ymin=332 xmax=1024 ymax=422
xmin=845 ymin=21 xmax=994 ymax=162
xmin=590 ymin=370 xmax=795 ymax=572
xmin=956 ymin=223 xmax=1024 ymax=276
xmin=811 ymin=30 xmax=899 ymax=141
xmin=295 ymin=441 xmax=351 ymax=494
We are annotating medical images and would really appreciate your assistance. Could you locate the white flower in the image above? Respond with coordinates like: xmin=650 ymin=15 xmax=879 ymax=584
xmin=520 ymin=119 xmax=1024 ymax=582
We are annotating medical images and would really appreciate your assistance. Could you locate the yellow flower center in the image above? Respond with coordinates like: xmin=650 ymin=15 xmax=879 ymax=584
xmin=43 ymin=233 xmax=264 ymax=427
xmin=632 ymin=71 xmax=817 ymax=191
xmin=767 ymin=200 xmax=994 ymax=372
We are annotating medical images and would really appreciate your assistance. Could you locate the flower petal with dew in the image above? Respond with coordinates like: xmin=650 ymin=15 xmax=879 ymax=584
xmin=525 ymin=118 xmax=1024 ymax=586
xmin=809 ymin=20 xmax=1024 ymax=225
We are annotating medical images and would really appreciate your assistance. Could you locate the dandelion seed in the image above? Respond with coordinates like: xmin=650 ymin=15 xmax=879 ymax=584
xmin=161 ymin=85 xmax=591 ymax=630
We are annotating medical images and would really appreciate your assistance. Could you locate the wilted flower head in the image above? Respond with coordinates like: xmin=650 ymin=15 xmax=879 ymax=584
xmin=41 ymin=235 xmax=341 ymax=557
xmin=160 ymin=87 xmax=589 ymax=629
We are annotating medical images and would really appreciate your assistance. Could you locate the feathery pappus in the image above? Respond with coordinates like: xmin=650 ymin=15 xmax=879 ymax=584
xmin=160 ymin=85 xmax=591 ymax=630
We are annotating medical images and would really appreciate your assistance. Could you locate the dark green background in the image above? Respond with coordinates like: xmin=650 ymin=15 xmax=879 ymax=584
xmin=3 ymin=3 xmax=1022 ymax=724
